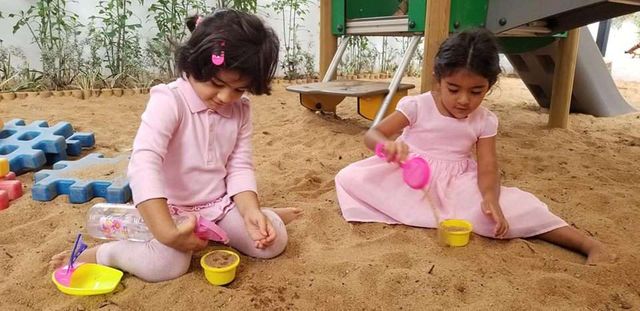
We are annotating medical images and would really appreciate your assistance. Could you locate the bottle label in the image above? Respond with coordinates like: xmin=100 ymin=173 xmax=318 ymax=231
xmin=99 ymin=216 xmax=128 ymax=239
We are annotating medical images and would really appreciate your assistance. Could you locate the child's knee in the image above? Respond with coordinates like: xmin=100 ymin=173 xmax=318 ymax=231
xmin=335 ymin=167 xmax=354 ymax=191
xmin=134 ymin=242 xmax=192 ymax=282
xmin=130 ymin=240 xmax=191 ymax=282
xmin=335 ymin=167 xmax=349 ymax=184
xmin=97 ymin=240 xmax=192 ymax=282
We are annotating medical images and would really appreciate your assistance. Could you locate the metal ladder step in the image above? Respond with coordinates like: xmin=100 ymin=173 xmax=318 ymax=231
xmin=345 ymin=16 xmax=415 ymax=36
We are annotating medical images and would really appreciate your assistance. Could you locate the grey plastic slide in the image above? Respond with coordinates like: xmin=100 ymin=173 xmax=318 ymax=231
xmin=505 ymin=27 xmax=636 ymax=117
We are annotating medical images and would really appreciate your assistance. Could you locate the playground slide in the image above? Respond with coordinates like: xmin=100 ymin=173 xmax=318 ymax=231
xmin=505 ymin=27 xmax=636 ymax=117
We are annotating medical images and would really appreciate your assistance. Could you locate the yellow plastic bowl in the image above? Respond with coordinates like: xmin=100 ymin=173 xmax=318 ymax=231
xmin=52 ymin=263 xmax=123 ymax=296
xmin=439 ymin=219 xmax=473 ymax=247
xmin=200 ymin=250 xmax=240 ymax=286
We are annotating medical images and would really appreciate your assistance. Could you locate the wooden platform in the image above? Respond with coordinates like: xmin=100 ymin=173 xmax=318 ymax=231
xmin=286 ymin=80 xmax=414 ymax=97
xmin=286 ymin=80 xmax=415 ymax=121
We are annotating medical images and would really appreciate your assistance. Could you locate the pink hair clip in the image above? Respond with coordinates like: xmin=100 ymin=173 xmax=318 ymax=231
xmin=211 ymin=41 xmax=225 ymax=66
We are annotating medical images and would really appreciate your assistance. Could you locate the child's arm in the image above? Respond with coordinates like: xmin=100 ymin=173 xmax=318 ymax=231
xmin=476 ymin=136 xmax=509 ymax=237
xmin=128 ymin=86 xmax=206 ymax=250
xmin=225 ymin=99 xmax=274 ymax=249
xmin=364 ymin=111 xmax=410 ymax=163
xmin=128 ymin=87 xmax=178 ymax=206
xmin=138 ymin=198 xmax=208 ymax=252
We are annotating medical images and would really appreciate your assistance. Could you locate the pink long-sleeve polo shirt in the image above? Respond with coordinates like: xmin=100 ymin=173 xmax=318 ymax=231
xmin=127 ymin=77 xmax=257 ymax=206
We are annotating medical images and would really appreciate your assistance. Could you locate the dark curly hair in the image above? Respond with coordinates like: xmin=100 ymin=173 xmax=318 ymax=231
xmin=434 ymin=28 xmax=501 ymax=87
xmin=176 ymin=9 xmax=280 ymax=95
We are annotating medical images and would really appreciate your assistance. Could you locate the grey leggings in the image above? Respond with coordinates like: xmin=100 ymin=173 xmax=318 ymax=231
xmin=95 ymin=208 xmax=287 ymax=282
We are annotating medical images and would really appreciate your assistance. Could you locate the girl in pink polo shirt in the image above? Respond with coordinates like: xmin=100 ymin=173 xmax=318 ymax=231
xmin=50 ymin=9 xmax=302 ymax=282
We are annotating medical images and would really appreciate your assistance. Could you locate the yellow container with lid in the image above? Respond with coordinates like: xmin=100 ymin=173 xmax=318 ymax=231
xmin=200 ymin=250 xmax=240 ymax=286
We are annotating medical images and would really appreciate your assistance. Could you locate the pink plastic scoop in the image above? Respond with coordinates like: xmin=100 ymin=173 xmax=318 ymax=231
xmin=375 ymin=143 xmax=431 ymax=189
xmin=195 ymin=218 xmax=229 ymax=244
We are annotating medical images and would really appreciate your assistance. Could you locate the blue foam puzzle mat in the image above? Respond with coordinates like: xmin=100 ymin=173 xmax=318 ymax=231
xmin=32 ymin=153 xmax=131 ymax=204
xmin=0 ymin=119 xmax=95 ymax=174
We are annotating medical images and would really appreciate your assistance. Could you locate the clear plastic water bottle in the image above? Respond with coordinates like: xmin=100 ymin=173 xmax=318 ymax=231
xmin=86 ymin=203 xmax=162 ymax=241
xmin=86 ymin=203 xmax=229 ymax=243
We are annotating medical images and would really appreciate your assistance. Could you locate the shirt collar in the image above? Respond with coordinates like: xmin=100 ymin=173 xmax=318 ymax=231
xmin=176 ymin=76 xmax=233 ymax=118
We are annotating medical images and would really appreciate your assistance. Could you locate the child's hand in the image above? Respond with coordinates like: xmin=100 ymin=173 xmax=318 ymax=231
xmin=167 ymin=214 xmax=209 ymax=252
xmin=381 ymin=141 xmax=410 ymax=163
xmin=243 ymin=209 xmax=277 ymax=249
xmin=481 ymin=200 xmax=509 ymax=238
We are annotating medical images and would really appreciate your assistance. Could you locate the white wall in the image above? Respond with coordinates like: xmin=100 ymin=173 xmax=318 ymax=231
xmin=591 ymin=21 xmax=640 ymax=81
xmin=1 ymin=1 xmax=638 ymax=81
xmin=0 ymin=0 xmax=320 ymax=77
xmin=1 ymin=1 xmax=44 ymax=68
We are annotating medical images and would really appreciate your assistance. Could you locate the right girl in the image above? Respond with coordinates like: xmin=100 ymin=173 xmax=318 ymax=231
xmin=335 ymin=28 xmax=612 ymax=265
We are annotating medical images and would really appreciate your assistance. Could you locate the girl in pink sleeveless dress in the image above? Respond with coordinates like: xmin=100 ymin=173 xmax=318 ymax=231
xmin=335 ymin=29 xmax=610 ymax=264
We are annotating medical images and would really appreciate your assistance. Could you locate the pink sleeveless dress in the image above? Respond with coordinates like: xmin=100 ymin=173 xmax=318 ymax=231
xmin=335 ymin=92 xmax=567 ymax=238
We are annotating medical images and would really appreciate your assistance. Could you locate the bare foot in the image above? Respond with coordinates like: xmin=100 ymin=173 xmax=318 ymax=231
xmin=586 ymin=241 xmax=617 ymax=265
xmin=272 ymin=208 xmax=303 ymax=225
xmin=49 ymin=246 xmax=99 ymax=270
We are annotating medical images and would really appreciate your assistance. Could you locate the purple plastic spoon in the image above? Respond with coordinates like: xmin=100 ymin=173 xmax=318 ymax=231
xmin=54 ymin=233 xmax=88 ymax=286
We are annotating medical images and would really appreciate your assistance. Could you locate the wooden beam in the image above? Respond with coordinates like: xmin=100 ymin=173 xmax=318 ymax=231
xmin=320 ymin=0 xmax=337 ymax=80
xmin=548 ymin=28 xmax=580 ymax=129
xmin=420 ymin=0 xmax=451 ymax=93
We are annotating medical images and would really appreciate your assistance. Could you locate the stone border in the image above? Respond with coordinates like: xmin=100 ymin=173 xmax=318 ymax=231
xmin=0 ymin=88 xmax=151 ymax=101
xmin=1 ymin=76 xmax=402 ymax=100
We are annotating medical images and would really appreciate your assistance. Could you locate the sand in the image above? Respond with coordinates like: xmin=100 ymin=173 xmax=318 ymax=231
xmin=0 ymin=77 xmax=639 ymax=310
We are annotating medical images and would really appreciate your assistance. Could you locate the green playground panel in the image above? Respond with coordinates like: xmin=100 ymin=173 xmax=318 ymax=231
xmin=449 ymin=0 xmax=488 ymax=31
xmin=499 ymin=30 xmax=567 ymax=54
xmin=345 ymin=0 xmax=400 ymax=18
xmin=332 ymin=0 xmax=426 ymax=34
xmin=331 ymin=0 xmax=562 ymax=54
xmin=408 ymin=0 xmax=427 ymax=33
xmin=332 ymin=0 xmax=488 ymax=35
xmin=332 ymin=0 xmax=345 ymax=34
xmin=499 ymin=37 xmax=557 ymax=54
